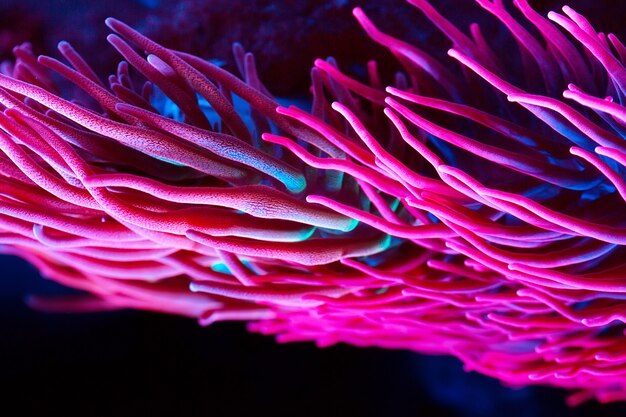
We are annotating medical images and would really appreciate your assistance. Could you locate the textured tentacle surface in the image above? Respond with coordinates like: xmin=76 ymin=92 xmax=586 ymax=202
xmin=1 ymin=0 xmax=626 ymax=406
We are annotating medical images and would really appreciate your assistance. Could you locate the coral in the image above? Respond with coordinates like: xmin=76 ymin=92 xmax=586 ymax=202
xmin=0 ymin=0 xmax=626 ymax=405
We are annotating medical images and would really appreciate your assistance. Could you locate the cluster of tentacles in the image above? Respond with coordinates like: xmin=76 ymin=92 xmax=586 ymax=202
xmin=1 ymin=0 xmax=626 ymax=405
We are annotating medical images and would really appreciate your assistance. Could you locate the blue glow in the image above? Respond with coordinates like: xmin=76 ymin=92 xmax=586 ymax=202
xmin=138 ymin=0 xmax=160 ymax=9
xmin=211 ymin=259 xmax=253 ymax=275
xmin=150 ymin=88 xmax=307 ymax=192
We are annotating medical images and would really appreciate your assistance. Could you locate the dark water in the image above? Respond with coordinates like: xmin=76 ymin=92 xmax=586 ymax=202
xmin=3 ymin=254 xmax=626 ymax=416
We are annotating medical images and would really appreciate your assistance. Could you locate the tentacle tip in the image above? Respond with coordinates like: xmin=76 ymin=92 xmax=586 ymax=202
xmin=12 ymin=43 xmax=31 ymax=53
xmin=198 ymin=317 xmax=215 ymax=327
xmin=104 ymin=17 xmax=120 ymax=29
xmin=288 ymin=177 xmax=307 ymax=194
xmin=447 ymin=48 xmax=460 ymax=58
xmin=330 ymin=101 xmax=344 ymax=111
xmin=260 ymin=132 xmax=274 ymax=142
xmin=382 ymin=107 xmax=394 ymax=118
xmin=385 ymin=86 xmax=400 ymax=96
xmin=352 ymin=7 xmax=367 ymax=22
xmin=274 ymin=106 xmax=288 ymax=115
xmin=343 ymin=218 xmax=359 ymax=232
xmin=436 ymin=164 xmax=452 ymax=174
xmin=184 ymin=229 xmax=199 ymax=239
xmin=383 ymin=96 xmax=396 ymax=107
xmin=105 ymin=33 xmax=119 ymax=44
xmin=114 ymin=102 xmax=131 ymax=111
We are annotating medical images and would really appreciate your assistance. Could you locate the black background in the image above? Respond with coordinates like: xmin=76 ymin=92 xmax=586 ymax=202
xmin=3 ymin=255 xmax=626 ymax=416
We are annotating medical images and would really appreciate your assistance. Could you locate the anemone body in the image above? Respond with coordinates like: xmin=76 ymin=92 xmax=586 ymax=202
xmin=1 ymin=0 xmax=626 ymax=405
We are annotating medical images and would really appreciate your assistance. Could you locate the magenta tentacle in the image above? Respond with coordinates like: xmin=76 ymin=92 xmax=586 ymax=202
xmin=2 ymin=1 xmax=626 ymax=405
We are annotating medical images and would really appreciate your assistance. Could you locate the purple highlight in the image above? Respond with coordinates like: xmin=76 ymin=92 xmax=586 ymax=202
xmin=0 ymin=0 xmax=626 ymax=406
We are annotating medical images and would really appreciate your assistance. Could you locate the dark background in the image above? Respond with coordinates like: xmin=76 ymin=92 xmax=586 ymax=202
xmin=2 ymin=0 xmax=626 ymax=416
xmin=4 ymin=254 xmax=626 ymax=416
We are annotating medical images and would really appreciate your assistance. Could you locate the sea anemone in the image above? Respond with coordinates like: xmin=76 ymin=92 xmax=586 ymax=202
xmin=0 ymin=0 xmax=625 ymax=406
